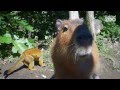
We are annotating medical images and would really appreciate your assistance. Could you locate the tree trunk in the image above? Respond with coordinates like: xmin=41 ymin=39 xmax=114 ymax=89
xmin=69 ymin=11 xmax=79 ymax=20
xmin=86 ymin=11 xmax=96 ymax=40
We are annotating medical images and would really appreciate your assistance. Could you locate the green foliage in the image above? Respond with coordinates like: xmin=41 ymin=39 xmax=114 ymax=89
xmin=95 ymin=12 xmax=120 ymax=60
xmin=0 ymin=32 xmax=12 ymax=44
xmin=96 ymin=35 xmax=109 ymax=55
xmin=96 ymin=35 xmax=115 ymax=61
xmin=0 ymin=11 xmax=36 ymax=58
xmin=98 ymin=16 xmax=120 ymax=42
xmin=18 ymin=20 xmax=34 ymax=32
xmin=0 ymin=11 xmax=68 ymax=59
xmin=12 ymin=37 xmax=35 ymax=54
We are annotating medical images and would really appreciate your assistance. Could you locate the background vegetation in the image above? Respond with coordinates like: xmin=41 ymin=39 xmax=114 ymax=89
xmin=0 ymin=11 xmax=120 ymax=63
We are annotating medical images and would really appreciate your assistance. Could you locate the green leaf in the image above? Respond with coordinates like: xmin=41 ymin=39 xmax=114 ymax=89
xmin=18 ymin=20 xmax=34 ymax=32
xmin=13 ymin=40 xmax=28 ymax=54
xmin=0 ymin=33 xmax=13 ymax=44
xmin=45 ymin=36 xmax=48 ymax=40
xmin=13 ymin=35 xmax=19 ymax=40
xmin=25 ymin=38 xmax=35 ymax=48
xmin=12 ymin=38 xmax=35 ymax=54
xmin=28 ymin=38 xmax=35 ymax=43
xmin=12 ymin=46 xmax=18 ymax=53
xmin=14 ymin=16 xmax=20 ymax=20
xmin=18 ymin=20 xmax=28 ymax=26
xmin=25 ymin=25 xmax=34 ymax=32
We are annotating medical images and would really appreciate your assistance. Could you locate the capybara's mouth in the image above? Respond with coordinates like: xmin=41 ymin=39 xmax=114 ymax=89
xmin=75 ymin=45 xmax=92 ymax=57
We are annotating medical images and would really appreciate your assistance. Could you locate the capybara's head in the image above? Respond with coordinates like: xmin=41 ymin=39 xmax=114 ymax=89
xmin=55 ymin=19 xmax=94 ymax=58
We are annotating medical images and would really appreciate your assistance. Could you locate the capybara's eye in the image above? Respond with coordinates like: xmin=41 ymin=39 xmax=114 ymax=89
xmin=63 ymin=25 xmax=68 ymax=32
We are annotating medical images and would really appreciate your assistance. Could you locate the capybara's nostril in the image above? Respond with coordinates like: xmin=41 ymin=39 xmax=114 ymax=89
xmin=76 ymin=36 xmax=82 ymax=44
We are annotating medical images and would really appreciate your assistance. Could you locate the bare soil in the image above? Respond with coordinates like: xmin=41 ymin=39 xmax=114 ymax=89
xmin=0 ymin=63 xmax=54 ymax=79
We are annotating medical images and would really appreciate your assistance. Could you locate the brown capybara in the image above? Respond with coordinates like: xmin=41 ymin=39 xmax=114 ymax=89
xmin=51 ymin=19 xmax=100 ymax=79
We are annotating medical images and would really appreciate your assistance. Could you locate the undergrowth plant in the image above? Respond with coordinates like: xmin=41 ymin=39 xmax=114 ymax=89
xmin=96 ymin=14 xmax=120 ymax=60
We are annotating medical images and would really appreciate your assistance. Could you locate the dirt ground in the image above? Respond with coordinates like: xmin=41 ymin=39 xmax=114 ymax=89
xmin=0 ymin=57 xmax=120 ymax=79
xmin=99 ymin=41 xmax=120 ymax=79
xmin=0 ymin=41 xmax=120 ymax=79
xmin=0 ymin=63 xmax=54 ymax=79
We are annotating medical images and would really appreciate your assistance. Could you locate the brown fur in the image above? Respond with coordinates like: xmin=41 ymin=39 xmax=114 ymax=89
xmin=4 ymin=48 xmax=46 ymax=77
xmin=51 ymin=19 xmax=100 ymax=79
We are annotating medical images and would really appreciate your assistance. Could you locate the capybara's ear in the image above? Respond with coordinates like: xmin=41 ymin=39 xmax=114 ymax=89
xmin=56 ymin=19 xmax=63 ymax=30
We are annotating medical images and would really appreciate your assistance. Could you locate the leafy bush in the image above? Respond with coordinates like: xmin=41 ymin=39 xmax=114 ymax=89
xmin=96 ymin=14 xmax=120 ymax=59
xmin=0 ymin=11 xmax=36 ymax=58
xmin=98 ymin=15 xmax=120 ymax=43
xmin=0 ymin=11 xmax=68 ymax=59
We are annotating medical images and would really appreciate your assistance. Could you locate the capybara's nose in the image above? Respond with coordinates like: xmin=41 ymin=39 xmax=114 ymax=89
xmin=76 ymin=36 xmax=84 ymax=46
xmin=76 ymin=34 xmax=93 ymax=47
xmin=76 ymin=36 xmax=82 ymax=43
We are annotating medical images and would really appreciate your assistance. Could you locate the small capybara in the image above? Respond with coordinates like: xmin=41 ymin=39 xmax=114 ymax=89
xmin=51 ymin=19 xmax=100 ymax=79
